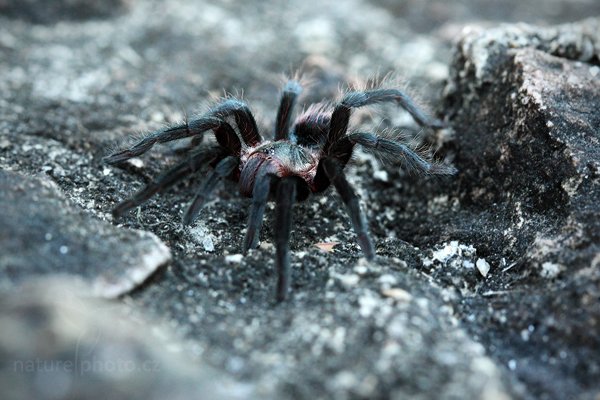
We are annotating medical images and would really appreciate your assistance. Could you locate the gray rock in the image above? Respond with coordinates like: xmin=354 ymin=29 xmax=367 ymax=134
xmin=0 ymin=280 xmax=254 ymax=400
xmin=134 ymin=254 xmax=513 ymax=400
xmin=0 ymin=0 xmax=130 ymax=24
xmin=439 ymin=18 xmax=600 ymax=400
xmin=371 ymin=0 xmax=600 ymax=33
xmin=0 ymin=169 xmax=170 ymax=298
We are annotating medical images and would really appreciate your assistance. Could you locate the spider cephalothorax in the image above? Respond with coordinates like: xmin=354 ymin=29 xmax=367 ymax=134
xmin=104 ymin=79 xmax=456 ymax=301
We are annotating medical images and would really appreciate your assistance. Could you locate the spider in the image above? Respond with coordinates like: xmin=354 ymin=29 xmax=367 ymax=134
xmin=104 ymin=79 xmax=456 ymax=301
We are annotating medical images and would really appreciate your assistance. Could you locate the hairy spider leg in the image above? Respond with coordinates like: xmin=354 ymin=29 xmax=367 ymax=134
xmin=322 ymin=158 xmax=375 ymax=259
xmin=104 ymin=98 xmax=262 ymax=165
xmin=243 ymin=167 xmax=274 ymax=253
xmin=111 ymin=145 xmax=224 ymax=218
xmin=274 ymin=80 xmax=303 ymax=141
xmin=274 ymin=177 xmax=297 ymax=301
xmin=107 ymin=98 xmax=264 ymax=218
xmin=210 ymin=99 xmax=262 ymax=147
xmin=325 ymin=88 xmax=445 ymax=154
xmin=334 ymin=132 xmax=458 ymax=175
xmin=212 ymin=123 xmax=242 ymax=155
xmin=104 ymin=117 xmax=223 ymax=165
xmin=182 ymin=156 xmax=240 ymax=225
xmin=291 ymin=108 xmax=332 ymax=150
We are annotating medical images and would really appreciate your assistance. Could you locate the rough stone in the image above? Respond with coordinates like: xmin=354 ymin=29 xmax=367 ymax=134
xmin=0 ymin=280 xmax=254 ymax=400
xmin=439 ymin=18 xmax=600 ymax=400
xmin=0 ymin=0 xmax=130 ymax=24
xmin=0 ymin=170 xmax=171 ymax=298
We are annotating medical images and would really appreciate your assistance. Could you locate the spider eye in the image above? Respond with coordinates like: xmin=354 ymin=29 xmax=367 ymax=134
xmin=259 ymin=147 xmax=274 ymax=156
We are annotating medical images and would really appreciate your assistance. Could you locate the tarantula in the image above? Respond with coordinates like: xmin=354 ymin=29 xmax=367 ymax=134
xmin=104 ymin=79 xmax=456 ymax=301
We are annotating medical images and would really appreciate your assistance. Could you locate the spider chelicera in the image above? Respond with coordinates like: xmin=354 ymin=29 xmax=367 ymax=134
xmin=104 ymin=79 xmax=456 ymax=301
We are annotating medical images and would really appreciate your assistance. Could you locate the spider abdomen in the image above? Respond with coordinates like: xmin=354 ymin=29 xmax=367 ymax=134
xmin=239 ymin=140 xmax=318 ymax=197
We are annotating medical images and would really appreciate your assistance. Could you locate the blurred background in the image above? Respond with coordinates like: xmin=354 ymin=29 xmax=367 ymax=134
xmin=2 ymin=0 xmax=598 ymax=124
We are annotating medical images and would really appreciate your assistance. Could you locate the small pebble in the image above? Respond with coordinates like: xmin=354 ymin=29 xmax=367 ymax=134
xmin=476 ymin=258 xmax=490 ymax=277
xmin=225 ymin=254 xmax=243 ymax=264
xmin=381 ymin=288 xmax=412 ymax=302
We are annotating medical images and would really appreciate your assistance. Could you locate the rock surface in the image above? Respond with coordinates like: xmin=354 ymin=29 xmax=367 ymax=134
xmin=0 ymin=280 xmax=253 ymax=400
xmin=439 ymin=18 xmax=600 ymax=400
xmin=0 ymin=0 xmax=130 ymax=24
xmin=1 ymin=1 xmax=599 ymax=399
xmin=0 ymin=169 xmax=171 ymax=298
